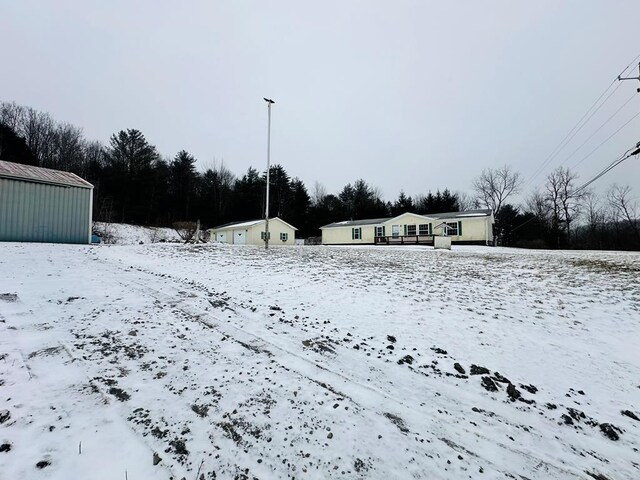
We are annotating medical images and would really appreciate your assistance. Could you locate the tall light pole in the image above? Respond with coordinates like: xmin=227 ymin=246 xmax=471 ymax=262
xmin=263 ymin=97 xmax=275 ymax=249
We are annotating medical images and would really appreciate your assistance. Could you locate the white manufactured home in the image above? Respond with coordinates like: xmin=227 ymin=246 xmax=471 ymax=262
xmin=208 ymin=217 xmax=297 ymax=246
xmin=320 ymin=209 xmax=494 ymax=246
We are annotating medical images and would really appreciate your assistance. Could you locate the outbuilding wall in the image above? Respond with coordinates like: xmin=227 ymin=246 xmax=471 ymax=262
xmin=246 ymin=220 xmax=296 ymax=246
xmin=0 ymin=178 xmax=92 ymax=244
xmin=212 ymin=219 xmax=296 ymax=246
xmin=212 ymin=227 xmax=246 ymax=244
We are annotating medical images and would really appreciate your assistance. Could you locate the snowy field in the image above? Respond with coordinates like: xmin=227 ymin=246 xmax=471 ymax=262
xmin=1 ymin=240 xmax=639 ymax=480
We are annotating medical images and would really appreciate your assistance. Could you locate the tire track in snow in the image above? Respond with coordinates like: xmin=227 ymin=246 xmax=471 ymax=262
xmin=106 ymin=261 xmax=589 ymax=479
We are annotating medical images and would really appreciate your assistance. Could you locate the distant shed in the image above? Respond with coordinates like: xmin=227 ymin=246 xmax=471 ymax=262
xmin=0 ymin=159 xmax=93 ymax=244
xmin=208 ymin=217 xmax=297 ymax=246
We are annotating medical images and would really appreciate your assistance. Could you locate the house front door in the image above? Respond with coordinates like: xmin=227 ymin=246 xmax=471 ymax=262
xmin=391 ymin=225 xmax=400 ymax=237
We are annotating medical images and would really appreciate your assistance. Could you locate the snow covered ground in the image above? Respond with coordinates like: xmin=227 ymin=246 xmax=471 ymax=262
xmin=93 ymin=222 xmax=182 ymax=245
xmin=1 ymin=241 xmax=639 ymax=479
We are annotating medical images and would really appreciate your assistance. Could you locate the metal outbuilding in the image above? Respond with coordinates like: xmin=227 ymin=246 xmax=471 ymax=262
xmin=0 ymin=159 xmax=93 ymax=244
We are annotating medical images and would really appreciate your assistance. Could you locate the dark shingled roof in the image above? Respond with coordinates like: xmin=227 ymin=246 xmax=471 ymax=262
xmin=211 ymin=217 xmax=298 ymax=231
xmin=0 ymin=159 xmax=93 ymax=189
xmin=211 ymin=219 xmax=264 ymax=229
xmin=428 ymin=209 xmax=493 ymax=219
xmin=320 ymin=217 xmax=391 ymax=228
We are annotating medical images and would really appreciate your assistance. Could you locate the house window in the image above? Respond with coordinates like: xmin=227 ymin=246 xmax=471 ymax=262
xmin=419 ymin=224 xmax=429 ymax=235
xmin=446 ymin=222 xmax=458 ymax=236
xmin=261 ymin=231 xmax=271 ymax=240
xmin=280 ymin=232 xmax=288 ymax=241
xmin=407 ymin=225 xmax=416 ymax=236
xmin=352 ymin=227 xmax=362 ymax=240
xmin=375 ymin=226 xmax=385 ymax=237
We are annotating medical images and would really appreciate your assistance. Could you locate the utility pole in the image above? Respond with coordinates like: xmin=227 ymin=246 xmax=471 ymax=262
xmin=618 ymin=63 xmax=640 ymax=92
xmin=263 ymin=98 xmax=275 ymax=249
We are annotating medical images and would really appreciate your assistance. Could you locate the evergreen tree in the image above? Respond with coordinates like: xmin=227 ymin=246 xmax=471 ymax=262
xmin=147 ymin=157 xmax=171 ymax=226
xmin=104 ymin=129 xmax=159 ymax=223
xmin=439 ymin=189 xmax=460 ymax=212
xmin=339 ymin=179 xmax=389 ymax=220
xmin=231 ymin=167 xmax=265 ymax=221
xmin=198 ymin=162 xmax=235 ymax=228
xmin=415 ymin=189 xmax=459 ymax=214
xmin=308 ymin=193 xmax=345 ymax=236
xmin=495 ymin=204 xmax=519 ymax=246
xmin=169 ymin=150 xmax=198 ymax=220
xmin=287 ymin=178 xmax=311 ymax=237
xmin=264 ymin=164 xmax=291 ymax=219
xmin=392 ymin=191 xmax=414 ymax=216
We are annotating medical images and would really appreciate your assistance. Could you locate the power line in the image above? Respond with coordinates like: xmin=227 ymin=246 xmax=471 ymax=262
xmin=562 ymin=93 xmax=637 ymax=167
xmin=523 ymin=54 xmax=640 ymax=189
xmin=574 ymin=141 xmax=640 ymax=195
xmin=523 ymin=81 xmax=620 ymax=189
xmin=570 ymin=109 xmax=640 ymax=170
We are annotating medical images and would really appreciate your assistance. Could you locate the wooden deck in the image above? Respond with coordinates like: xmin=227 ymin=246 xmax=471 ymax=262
xmin=374 ymin=235 xmax=434 ymax=246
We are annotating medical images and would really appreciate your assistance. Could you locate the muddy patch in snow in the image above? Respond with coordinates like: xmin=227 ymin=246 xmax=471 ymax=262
xmin=302 ymin=336 xmax=338 ymax=354
xmin=383 ymin=412 xmax=409 ymax=434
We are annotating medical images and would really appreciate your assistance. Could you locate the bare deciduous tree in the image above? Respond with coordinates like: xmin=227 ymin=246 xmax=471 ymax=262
xmin=607 ymin=184 xmax=640 ymax=244
xmin=472 ymin=165 xmax=522 ymax=214
xmin=581 ymin=191 xmax=605 ymax=230
xmin=173 ymin=221 xmax=198 ymax=243
xmin=52 ymin=122 xmax=84 ymax=171
xmin=0 ymin=102 xmax=25 ymax=131
xmin=580 ymin=190 xmax=606 ymax=248
xmin=21 ymin=107 xmax=55 ymax=164
xmin=545 ymin=167 xmax=582 ymax=246
xmin=456 ymin=191 xmax=479 ymax=211
xmin=525 ymin=189 xmax=551 ymax=225
xmin=311 ymin=181 xmax=327 ymax=206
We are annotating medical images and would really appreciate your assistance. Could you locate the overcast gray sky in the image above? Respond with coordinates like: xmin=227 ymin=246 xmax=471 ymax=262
xmin=2 ymin=1 xmax=639 ymax=202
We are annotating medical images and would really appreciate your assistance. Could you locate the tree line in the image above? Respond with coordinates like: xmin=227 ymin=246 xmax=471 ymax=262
xmin=1 ymin=101 xmax=638 ymax=249
xmin=472 ymin=165 xmax=639 ymax=250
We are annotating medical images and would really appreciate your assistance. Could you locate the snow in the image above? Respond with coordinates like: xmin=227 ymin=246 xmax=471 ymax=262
xmin=215 ymin=220 xmax=264 ymax=229
xmin=93 ymin=222 xmax=181 ymax=245
xmin=454 ymin=213 xmax=488 ymax=217
xmin=1 ymin=240 xmax=639 ymax=479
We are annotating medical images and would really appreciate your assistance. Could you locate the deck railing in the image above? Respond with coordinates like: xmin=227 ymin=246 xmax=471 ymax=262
xmin=374 ymin=235 xmax=434 ymax=245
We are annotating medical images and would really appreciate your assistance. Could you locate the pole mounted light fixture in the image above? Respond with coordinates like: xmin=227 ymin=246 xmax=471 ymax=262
xmin=263 ymin=98 xmax=275 ymax=249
